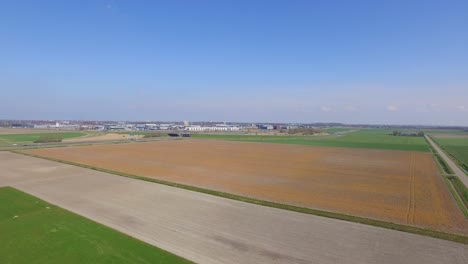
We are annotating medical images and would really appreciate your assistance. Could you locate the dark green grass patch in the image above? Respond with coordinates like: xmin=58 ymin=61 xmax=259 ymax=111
xmin=0 ymin=187 xmax=191 ymax=264
xmin=0 ymin=132 xmax=86 ymax=145
xmin=193 ymin=129 xmax=429 ymax=152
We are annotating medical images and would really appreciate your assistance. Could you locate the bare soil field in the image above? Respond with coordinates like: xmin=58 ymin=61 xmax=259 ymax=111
xmin=1 ymin=152 xmax=467 ymax=264
xmin=64 ymin=133 xmax=143 ymax=142
xmin=26 ymin=140 xmax=468 ymax=235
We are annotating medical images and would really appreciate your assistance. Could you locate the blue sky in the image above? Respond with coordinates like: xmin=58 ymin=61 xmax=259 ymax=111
xmin=1 ymin=0 xmax=467 ymax=125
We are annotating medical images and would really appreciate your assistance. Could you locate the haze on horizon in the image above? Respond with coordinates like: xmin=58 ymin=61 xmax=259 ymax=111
xmin=1 ymin=1 xmax=467 ymax=126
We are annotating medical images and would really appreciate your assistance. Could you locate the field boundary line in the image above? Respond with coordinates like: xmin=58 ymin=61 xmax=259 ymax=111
xmin=406 ymin=153 xmax=416 ymax=225
xmin=427 ymin=139 xmax=468 ymax=219
xmin=444 ymin=177 xmax=468 ymax=218
xmin=429 ymin=135 xmax=468 ymax=176
xmin=11 ymin=150 xmax=468 ymax=245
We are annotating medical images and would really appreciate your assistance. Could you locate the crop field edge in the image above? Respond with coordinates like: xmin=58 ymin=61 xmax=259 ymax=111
xmin=444 ymin=177 xmax=468 ymax=218
xmin=426 ymin=136 xmax=468 ymax=218
xmin=12 ymin=150 xmax=468 ymax=245
xmin=429 ymin=136 xmax=468 ymax=176
xmin=0 ymin=186 xmax=193 ymax=264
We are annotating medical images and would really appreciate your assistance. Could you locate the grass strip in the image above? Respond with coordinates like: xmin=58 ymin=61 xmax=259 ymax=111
xmin=444 ymin=177 xmax=468 ymax=218
xmin=429 ymin=136 xmax=468 ymax=176
xmin=12 ymin=150 xmax=468 ymax=245
xmin=0 ymin=186 xmax=192 ymax=264
xmin=448 ymin=176 xmax=468 ymax=209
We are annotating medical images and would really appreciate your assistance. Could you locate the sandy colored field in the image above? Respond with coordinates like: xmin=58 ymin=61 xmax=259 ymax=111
xmin=431 ymin=134 xmax=468 ymax=139
xmin=1 ymin=152 xmax=467 ymax=264
xmin=27 ymin=140 xmax=468 ymax=235
xmin=64 ymin=133 xmax=143 ymax=142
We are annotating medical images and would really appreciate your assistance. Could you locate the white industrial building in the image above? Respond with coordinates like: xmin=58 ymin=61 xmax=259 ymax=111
xmin=185 ymin=125 xmax=240 ymax=131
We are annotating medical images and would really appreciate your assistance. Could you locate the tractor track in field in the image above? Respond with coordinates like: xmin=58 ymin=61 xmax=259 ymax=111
xmin=406 ymin=153 xmax=416 ymax=225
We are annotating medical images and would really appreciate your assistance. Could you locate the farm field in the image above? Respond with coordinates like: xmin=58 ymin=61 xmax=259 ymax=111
xmin=0 ymin=132 xmax=86 ymax=145
xmin=193 ymin=129 xmax=429 ymax=152
xmin=26 ymin=140 xmax=468 ymax=235
xmin=0 ymin=187 xmax=190 ymax=264
xmin=0 ymin=128 xmax=64 ymax=134
xmin=433 ymin=137 xmax=468 ymax=173
xmin=1 ymin=152 xmax=467 ymax=263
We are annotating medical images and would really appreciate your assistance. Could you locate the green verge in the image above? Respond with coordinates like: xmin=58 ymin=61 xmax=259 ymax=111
xmin=0 ymin=186 xmax=192 ymax=264
xmin=13 ymin=150 xmax=468 ymax=245
xmin=444 ymin=178 xmax=468 ymax=218
xmin=430 ymin=136 xmax=468 ymax=175
xmin=426 ymin=137 xmax=468 ymax=218
xmin=448 ymin=176 xmax=468 ymax=210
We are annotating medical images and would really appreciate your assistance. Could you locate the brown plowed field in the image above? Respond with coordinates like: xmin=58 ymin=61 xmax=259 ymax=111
xmin=26 ymin=140 xmax=468 ymax=235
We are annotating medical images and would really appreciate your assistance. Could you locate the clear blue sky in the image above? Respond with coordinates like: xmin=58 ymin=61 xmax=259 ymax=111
xmin=1 ymin=0 xmax=467 ymax=125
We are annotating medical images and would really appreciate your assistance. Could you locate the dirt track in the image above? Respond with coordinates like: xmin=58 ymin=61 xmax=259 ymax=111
xmin=1 ymin=152 xmax=467 ymax=264
xmin=26 ymin=139 xmax=468 ymax=235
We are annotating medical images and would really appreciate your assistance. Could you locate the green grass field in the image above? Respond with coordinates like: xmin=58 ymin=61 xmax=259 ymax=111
xmin=433 ymin=137 xmax=468 ymax=172
xmin=0 ymin=132 xmax=86 ymax=145
xmin=0 ymin=187 xmax=191 ymax=264
xmin=193 ymin=129 xmax=429 ymax=152
xmin=321 ymin=127 xmax=355 ymax=133
xmin=424 ymin=129 xmax=468 ymax=135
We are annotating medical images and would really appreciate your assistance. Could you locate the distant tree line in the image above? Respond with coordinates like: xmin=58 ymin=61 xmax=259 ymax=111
xmin=391 ymin=131 xmax=425 ymax=137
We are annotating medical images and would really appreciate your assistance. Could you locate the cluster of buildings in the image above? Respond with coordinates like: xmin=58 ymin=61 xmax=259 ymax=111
xmin=4 ymin=120 xmax=339 ymax=133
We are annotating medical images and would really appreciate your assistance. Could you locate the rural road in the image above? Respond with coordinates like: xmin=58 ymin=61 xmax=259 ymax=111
xmin=1 ymin=152 xmax=467 ymax=264
xmin=426 ymin=135 xmax=468 ymax=187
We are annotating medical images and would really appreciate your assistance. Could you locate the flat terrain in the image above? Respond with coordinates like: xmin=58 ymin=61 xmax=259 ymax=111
xmin=0 ymin=132 xmax=86 ymax=145
xmin=193 ymin=129 xmax=429 ymax=152
xmin=64 ymin=133 xmax=143 ymax=142
xmin=0 ymin=128 xmax=63 ymax=134
xmin=0 ymin=187 xmax=190 ymax=264
xmin=26 ymin=139 xmax=468 ymax=235
xmin=1 ymin=152 xmax=467 ymax=264
xmin=432 ymin=136 xmax=468 ymax=173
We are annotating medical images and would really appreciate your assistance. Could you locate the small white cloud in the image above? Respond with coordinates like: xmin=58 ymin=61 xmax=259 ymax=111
xmin=320 ymin=106 xmax=333 ymax=112
xmin=457 ymin=105 xmax=467 ymax=111
xmin=344 ymin=106 xmax=357 ymax=112
xmin=106 ymin=4 xmax=112 ymax=9
xmin=387 ymin=105 xmax=398 ymax=112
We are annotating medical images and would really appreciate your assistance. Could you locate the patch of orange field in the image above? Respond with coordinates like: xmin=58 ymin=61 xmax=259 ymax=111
xmin=26 ymin=139 xmax=468 ymax=235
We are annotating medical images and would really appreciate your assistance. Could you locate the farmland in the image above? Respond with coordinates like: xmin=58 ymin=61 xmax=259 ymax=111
xmin=0 ymin=132 xmax=86 ymax=145
xmin=0 ymin=187 xmax=190 ymax=264
xmin=193 ymin=129 xmax=429 ymax=152
xmin=432 ymin=137 xmax=468 ymax=173
xmin=26 ymin=139 xmax=468 ymax=235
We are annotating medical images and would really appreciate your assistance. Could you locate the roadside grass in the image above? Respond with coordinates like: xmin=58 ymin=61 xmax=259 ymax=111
xmin=444 ymin=177 xmax=468 ymax=218
xmin=13 ymin=150 xmax=468 ymax=245
xmin=432 ymin=137 xmax=468 ymax=174
xmin=426 ymin=136 xmax=468 ymax=218
xmin=448 ymin=176 xmax=468 ymax=210
xmin=0 ymin=132 xmax=86 ymax=145
xmin=193 ymin=129 xmax=430 ymax=152
xmin=0 ymin=186 xmax=192 ymax=264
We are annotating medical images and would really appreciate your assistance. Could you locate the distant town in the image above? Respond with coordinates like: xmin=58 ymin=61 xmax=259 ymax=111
xmin=1 ymin=119 xmax=467 ymax=132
